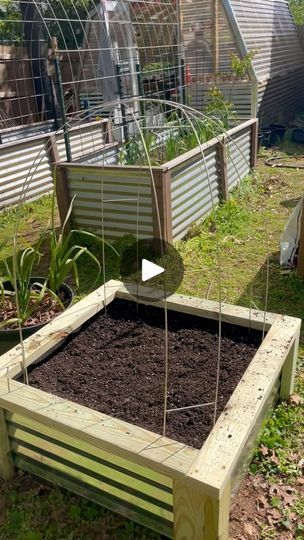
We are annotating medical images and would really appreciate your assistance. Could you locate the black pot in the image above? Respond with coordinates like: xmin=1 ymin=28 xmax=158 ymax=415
xmin=0 ymin=279 xmax=74 ymax=356
xmin=292 ymin=128 xmax=304 ymax=143
xmin=269 ymin=123 xmax=286 ymax=146
xmin=258 ymin=129 xmax=271 ymax=149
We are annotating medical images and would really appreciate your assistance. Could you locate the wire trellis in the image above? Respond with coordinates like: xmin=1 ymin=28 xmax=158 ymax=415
xmin=0 ymin=0 xmax=267 ymax=443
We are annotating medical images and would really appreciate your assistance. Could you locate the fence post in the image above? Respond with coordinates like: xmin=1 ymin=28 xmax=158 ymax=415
xmin=280 ymin=321 xmax=301 ymax=400
xmin=0 ymin=408 xmax=14 ymax=480
xmin=218 ymin=140 xmax=228 ymax=201
xmin=151 ymin=170 xmax=173 ymax=243
xmin=250 ymin=119 xmax=258 ymax=168
xmin=46 ymin=134 xmax=60 ymax=164
xmin=55 ymin=165 xmax=72 ymax=233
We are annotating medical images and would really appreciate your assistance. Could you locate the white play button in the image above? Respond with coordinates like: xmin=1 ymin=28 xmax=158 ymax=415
xmin=142 ymin=259 xmax=164 ymax=282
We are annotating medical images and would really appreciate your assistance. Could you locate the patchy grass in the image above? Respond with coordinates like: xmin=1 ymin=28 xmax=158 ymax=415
xmin=0 ymin=147 xmax=304 ymax=539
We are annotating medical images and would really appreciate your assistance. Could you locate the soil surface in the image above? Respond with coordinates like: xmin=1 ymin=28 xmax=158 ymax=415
xmin=28 ymin=299 xmax=261 ymax=448
xmin=0 ymin=294 xmax=62 ymax=329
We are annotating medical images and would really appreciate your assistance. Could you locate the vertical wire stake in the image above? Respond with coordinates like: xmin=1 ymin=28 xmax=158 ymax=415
xmin=262 ymin=257 xmax=270 ymax=341
xmin=101 ymin=178 xmax=107 ymax=317
xmin=213 ymin=254 xmax=223 ymax=426
xmin=162 ymin=292 xmax=169 ymax=437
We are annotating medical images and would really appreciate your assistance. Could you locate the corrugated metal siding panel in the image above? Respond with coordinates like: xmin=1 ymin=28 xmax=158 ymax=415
xmin=257 ymin=68 xmax=304 ymax=125
xmin=190 ymin=81 xmax=252 ymax=121
xmin=170 ymin=122 xmax=253 ymax=239
xmin=227 ymin=128 xmax=251 ymax=190
xmin=0 ymin=137 xmax=53 ymax=209
xmin=67 ymin=167 xmax=154 ymax=239
xmin=182 ymin=0 xmax=240 ymax=78
xmin=56 ymin=123 xmax=107 ymax=161
xmin=230 ymin=0 xmax=304 ymax=82
xmin=0 ymin=123 xmax=118 ymax=211
xmin=171 ymin=148 xmax=220 ymax=240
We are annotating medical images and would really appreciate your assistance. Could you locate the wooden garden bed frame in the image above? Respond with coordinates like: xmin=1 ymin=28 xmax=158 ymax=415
xmin=0 ymin=280 xmax=301 ymax=539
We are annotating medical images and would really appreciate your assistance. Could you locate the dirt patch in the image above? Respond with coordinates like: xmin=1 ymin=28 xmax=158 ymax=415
xmin=0 ymin=294 xmax=62 ymax=329
xmin=229 ymin=473 xmax=304 ymax=539
xmin=28 ymin=299 xmax=261 ymax=449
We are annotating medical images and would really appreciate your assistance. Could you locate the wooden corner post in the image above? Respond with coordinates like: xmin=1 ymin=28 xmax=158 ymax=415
xmin=151 ymin=170 xmax=173 ymax=243
xmin=250 ymin=119 xmax=258 ymax=169
xmin=280 ymin=319 xmax=301 ymax=400
xmin=173 ymin=478 xmax=231 ymax=539
xmin=0 ymin=408 xmax=14 ymax=480
xmin=218 ymin=139 xmax=228 ymax=201
xmin=55 ymin=165 xmax=72 ymax=233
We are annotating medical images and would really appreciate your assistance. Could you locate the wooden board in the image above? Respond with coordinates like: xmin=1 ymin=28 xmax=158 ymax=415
xmin=0 ymin=279 xmax=301 ymax=540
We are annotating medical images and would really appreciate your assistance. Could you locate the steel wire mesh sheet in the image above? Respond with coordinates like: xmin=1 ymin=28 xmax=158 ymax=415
xmin=0 ymin=0 xmax=181 ymax=140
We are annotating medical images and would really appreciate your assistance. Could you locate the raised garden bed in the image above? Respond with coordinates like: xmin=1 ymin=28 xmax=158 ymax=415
xmin=55 ymin=119 xmax=258 ymax=241
xmin=0 ymin=280 xmax=301 ymax=539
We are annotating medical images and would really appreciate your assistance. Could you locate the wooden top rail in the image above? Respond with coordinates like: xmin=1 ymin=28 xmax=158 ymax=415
xmin=0 ymin=378 xmax=198 ymax=479
xmin=117 ymin=283 xmax=277 ymax=330
xmin=186 ymin=314 xmax=301 ymax=497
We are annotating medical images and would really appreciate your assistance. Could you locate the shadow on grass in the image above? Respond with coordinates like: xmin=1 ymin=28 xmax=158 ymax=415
xmin=237 ymin=250 xmax=304 ymax=327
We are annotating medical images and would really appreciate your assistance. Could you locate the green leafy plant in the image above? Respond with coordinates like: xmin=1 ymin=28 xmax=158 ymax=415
xmin=0 ymin=189 xmax=118 ymax=329
xmin=205 ymin=87 xmax=237 ymax=129
xmin=47 ymin=194 xmax=115 ymax=293
xmin=0 ymin=236 xmax=56 ymax=328
xmin=230 ymin=50 xmax=257 ymax=78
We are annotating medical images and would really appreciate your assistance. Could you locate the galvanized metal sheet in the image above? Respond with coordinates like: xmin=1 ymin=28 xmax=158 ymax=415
xmin=67 ymin=166 xmax=154 ymax=240
xmin=0 ymin=137 xmax=53 ymax=209
xmin=229 ymin=0 xmax=304 ymax=83
xmin=0 ymin=123 xmax=118 ymax=211
xmin=171 ymin=147 xmax=220 ymax=240
xmin=171 ymin=122 xmax=252 ymax=239
xmin=227 ymin=129 xmax=251 ymax=189
xmin=257 ymin=68 xmax=304 ymax=125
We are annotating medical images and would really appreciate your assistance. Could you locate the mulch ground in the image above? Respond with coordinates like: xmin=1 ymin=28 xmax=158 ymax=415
xmin=28 ymin=299 xmax=261 ymax=449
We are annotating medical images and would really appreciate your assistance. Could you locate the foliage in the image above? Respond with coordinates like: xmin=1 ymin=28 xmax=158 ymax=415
xmin=0 ymin=0 xmax=21 ymax=43
xmin=47 ymin=192 xmax=113 ymax=293
xmin=0 ymin=236 xmax=53 ymax=327
xmin=289 ymin=0 xmax=304 ymax=24
xmin=230 ymin=50 xmax=257 ymax=78
xmin=204 ymin=87 xmax=237 ymax=128
xmin=0 ymin=0 xmax=98 ymax=48
xmin=118 ymin=108 xmax=233 ymax=167
xmin=142 ymin=61 xmax=172 ymax=74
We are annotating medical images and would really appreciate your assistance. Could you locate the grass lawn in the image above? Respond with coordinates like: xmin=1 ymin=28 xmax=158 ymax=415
xmin=0 ymin=144 xmax=303 ymax=539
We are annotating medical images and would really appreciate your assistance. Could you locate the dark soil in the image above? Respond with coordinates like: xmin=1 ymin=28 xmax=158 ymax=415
xmin=28 ymin=299 xmax=261 ymax=449
xmin=0 ymin=294 xmax=62 ymax=329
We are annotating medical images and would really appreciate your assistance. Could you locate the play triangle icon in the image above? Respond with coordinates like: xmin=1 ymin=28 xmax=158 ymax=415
xmin=142 ymin=259 xmax=164 ymax=282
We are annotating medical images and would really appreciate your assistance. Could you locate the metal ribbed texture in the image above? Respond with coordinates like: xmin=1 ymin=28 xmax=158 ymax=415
xmin=66 ymin=166 xmax=154 ymax=239
xmin=182 ymin=0 xmax=239 ymax=76
xmin=6 ymin=411 xmax=173 ymax=538
xmin=171 ymin=148 xmax=220 ymax=240
xmin=56 ymin=123 xmax=107 ymax=162
xmin=257 ymin=68 xmax=304 ymax=125
xmin=0 ymin=122 xmax=116 ymax=210
xmin=229 ymin=0 xmax=304 ymax=82
xmin=0 ymin=136 xmax=53 ymax=209
xmin=171 ymin=122 xmax=252 ymax=240
xmin=227 ymin=128 xmax=251 ymax=190
xmin=191 ymin=81 xmax=252 ymax=122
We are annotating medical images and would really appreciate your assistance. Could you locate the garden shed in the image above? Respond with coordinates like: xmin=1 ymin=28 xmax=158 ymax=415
xmin=180 ymin=0 xmax=304 ymax=124
xmin=78 ymin=0 xmax=304 ymax=126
